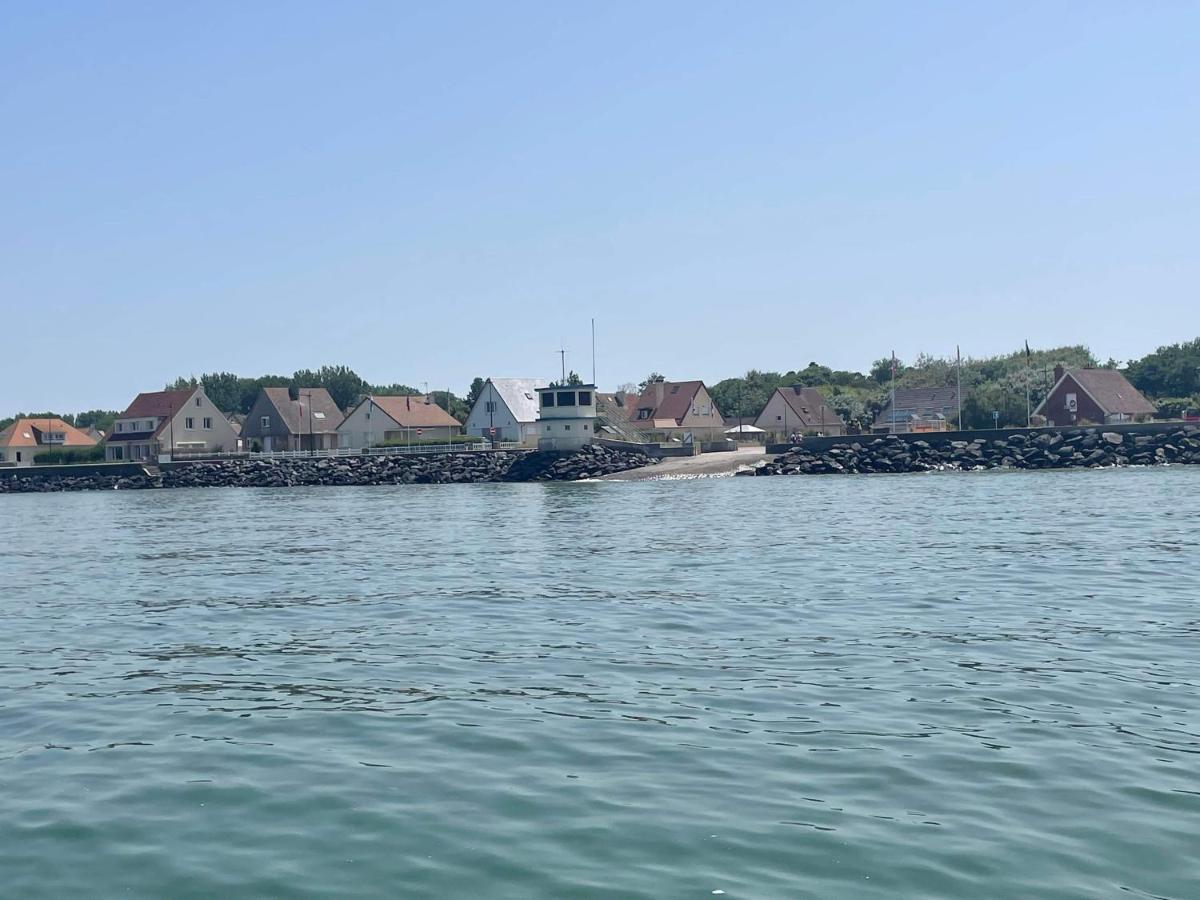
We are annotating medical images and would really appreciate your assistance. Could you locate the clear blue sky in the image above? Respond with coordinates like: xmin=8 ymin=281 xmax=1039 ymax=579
xmin=3 ymin=2 xmax=1197 ymax=414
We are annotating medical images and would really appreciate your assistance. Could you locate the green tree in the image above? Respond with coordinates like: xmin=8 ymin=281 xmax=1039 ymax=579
xmin=637 ymin=372 xmax=665 ymax=392
xmin=1124 ymin=337 xmax=1200 ymax=398
xmin=466 ymin=377 xmax=487 ymax=407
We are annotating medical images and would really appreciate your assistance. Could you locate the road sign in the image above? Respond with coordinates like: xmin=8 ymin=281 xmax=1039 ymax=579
xmin=489 ymin=427 xmax=496 ymax=435
xmin=992 ymin=411 xmax=1000 ymax=426
xmin=416 ymin=428 xmax=423 ymax=436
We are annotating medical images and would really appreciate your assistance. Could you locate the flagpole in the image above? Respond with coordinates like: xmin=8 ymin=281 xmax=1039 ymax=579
xmin=890 ymin=351 xmax=897 ymax=434
xmin=956 ymin=345 xmax=963 ymax=431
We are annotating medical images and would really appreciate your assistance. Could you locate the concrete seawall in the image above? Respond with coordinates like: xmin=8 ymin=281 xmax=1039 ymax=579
xmin=753 ymin=424 xmax=1200 ymax=476
xmin=0 ymin=445 xmax=657 ymax=494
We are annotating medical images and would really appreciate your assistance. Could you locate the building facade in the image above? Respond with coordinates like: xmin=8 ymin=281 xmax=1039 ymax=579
xmin=537 ymin=384 xmax=598 ymax=451
xmin=632 ymin=379 xmax=725 ymax=441
xmin=241 ymin=387 xmax=343 ymax=452
xmin=105 ymin=388 xmax=240 ymax=461
xmin=754 ymin=386 xmax=846 ymax=439
xmin=464 ymin=378 xmax=543 ymax=445
xmin=337 ymin=395 xmax=463 ymax=449
xmin=0 ymin=418 xmax=98 ymax=467
xmin=1034 ymin=366 xmax=1157 ymax=426
xmin=873 ymin=387 xmax=961 ymax=434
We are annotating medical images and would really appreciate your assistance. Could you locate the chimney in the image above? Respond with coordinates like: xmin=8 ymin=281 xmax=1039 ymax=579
xmin=1053 ymin=365 xmax=1065 ymax=383
xmin=654 ymin=379 xmax=665 ymax=407
xmin=288 ymin=386 xmax=300 ymax=402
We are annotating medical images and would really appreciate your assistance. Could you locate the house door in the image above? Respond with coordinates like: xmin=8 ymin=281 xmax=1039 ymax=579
xmin=263 ymin=435 xmax=273 ymax=452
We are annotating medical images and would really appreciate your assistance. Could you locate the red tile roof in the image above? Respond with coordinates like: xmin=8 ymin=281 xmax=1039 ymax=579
xmin=365 ymin=395 xmax=462 ymax=428
xmin=121 ymin=389 xmax=195 ymax=420
xmin=0 ymin=418 xmax=98 ymax=449
xmin=634 ymin=380 xmax=705 ymax=425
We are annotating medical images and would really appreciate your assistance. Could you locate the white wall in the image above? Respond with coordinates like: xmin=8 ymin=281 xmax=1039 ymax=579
xmin=337 ymin=401 xmax=397 ymax=449
xmin=465 ymin=395 xmax=536 ymax=444
xmin=164 ymin=391 xmax=240 ymax=452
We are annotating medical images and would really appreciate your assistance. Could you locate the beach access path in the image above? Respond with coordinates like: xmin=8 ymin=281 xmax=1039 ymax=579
xmin=601 ymin=445 xmax=766 ymax=481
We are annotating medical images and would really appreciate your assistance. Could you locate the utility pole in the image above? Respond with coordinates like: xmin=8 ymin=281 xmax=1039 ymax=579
xmin=558 ymin=347 xmax=568 ymax=384
xmin=591 ymin=318 xmax=596 ymax=386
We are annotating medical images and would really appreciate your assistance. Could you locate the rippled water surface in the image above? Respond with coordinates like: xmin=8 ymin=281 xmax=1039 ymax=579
xmin=2 ymin=469 xmax=1198 ymax=899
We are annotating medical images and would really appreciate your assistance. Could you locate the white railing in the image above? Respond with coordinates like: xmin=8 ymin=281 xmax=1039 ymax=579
xmin=167 ymin=441 xmax=526 ymax=462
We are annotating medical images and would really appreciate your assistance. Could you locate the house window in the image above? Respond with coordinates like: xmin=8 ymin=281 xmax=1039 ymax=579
xmin=203 ymin=417 xmax=213 ymax=430
xmin=577 ymin=391 xmax=592 ymax=406
xmin=557 ymin=391 xmax=575 ymax=407
xmin=116 ymin=422 xmax=124 ymax=432
xmin=638 ymin=409 xmax=650 ymax=420
xmin=16 ymin=452 xmax=22 ymax=463
xmin=111 ymin=446 xmax=123 ymax=460
xmin=261 ymin=416 xmax=270 ymax=429
xmin=541 ymin=393 xmax=555 ymax=408
xmin=485 ymin=401 xmax=496 ymax=413
xmin=146 ymin=420 xmax=154 ymax=431
xmin=195 ymin=397 xmax=202 ymax=407
xmin=185 ymin=418 xmax=194 ymax=429
xmin=565 ymin=424 xmax=571 ymax=430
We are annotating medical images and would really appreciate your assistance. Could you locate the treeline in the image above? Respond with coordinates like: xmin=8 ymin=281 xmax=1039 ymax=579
xmin=0 ymin=408 xmax=121 ymax=436
xmin=705 ymin=338 xmax=1200 ymax=431
xmin=165 ymin=365 xmax=480 ymax=421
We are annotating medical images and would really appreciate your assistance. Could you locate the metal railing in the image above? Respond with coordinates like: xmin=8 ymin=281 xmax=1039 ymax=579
xmin=166 ymin=440 xmax=526 ymax=462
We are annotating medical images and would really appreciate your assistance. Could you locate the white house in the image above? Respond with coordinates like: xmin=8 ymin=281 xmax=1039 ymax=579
xmin=337 ymin=395 xmax=463 ymax=449
xmin=537 ymin=383 xmax=598 ymax=451
xmin=105 ymin=387 xmax=241 ymax=461
xmin=464 ymin=378 xmax=543 ymax=445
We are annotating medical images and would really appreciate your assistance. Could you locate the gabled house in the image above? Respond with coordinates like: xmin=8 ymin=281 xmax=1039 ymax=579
xmin=105 ymin=387 xmax=240 ymax=461
xmin=632 ymin=379 xmax=725 ymax=440
xmin=464 ymin=378 xmax=543 ymax=445
xmin=873 ymin=386 xmax=960 ymax=434
xmin=1034 ymin=366 xmax=1156 ymax=426
xmin=754 ymin=386 xmax=846 ymax=438
xmin=0 ymin=418 xmax=98 ymax=467
xmin=241 ymin=387 xmax=343 ymax=452
xmin=337 ymin=395 xmax=463 ymax=448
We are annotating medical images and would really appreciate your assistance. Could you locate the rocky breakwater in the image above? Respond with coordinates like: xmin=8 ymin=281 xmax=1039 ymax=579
xmin=0 ymin=445 xmax=657 ymax=494
xmin=752 ymin=426 xmax=1200 ymax=476
xmin=502 ymin=443 xmax=658 ymax=482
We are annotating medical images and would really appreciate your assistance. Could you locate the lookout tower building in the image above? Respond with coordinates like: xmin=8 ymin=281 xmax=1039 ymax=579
xmin=537 ymin=384 xmax=597 ymax=451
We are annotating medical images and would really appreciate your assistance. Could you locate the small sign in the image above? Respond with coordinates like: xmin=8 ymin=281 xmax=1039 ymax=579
xmin=992 ymin=411 xmax=1000 ymax=425
xmin=416 ymin=428 xmax=423 ymax=436
xmin=489 ymin=427 xmax=496 ymax=435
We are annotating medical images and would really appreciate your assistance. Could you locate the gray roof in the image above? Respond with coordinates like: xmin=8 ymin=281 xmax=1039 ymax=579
xmin=261 ymin=387 xmax=343 ymax=434
xmin=874 ymin=386 xmax=960 ymax=425
xmin=480 ymin=378 xmax=543 ymax=424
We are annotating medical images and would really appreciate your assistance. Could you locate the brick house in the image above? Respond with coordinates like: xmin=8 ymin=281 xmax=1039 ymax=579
xmin=1033 ymin=366 xmax=1156 ymax=426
